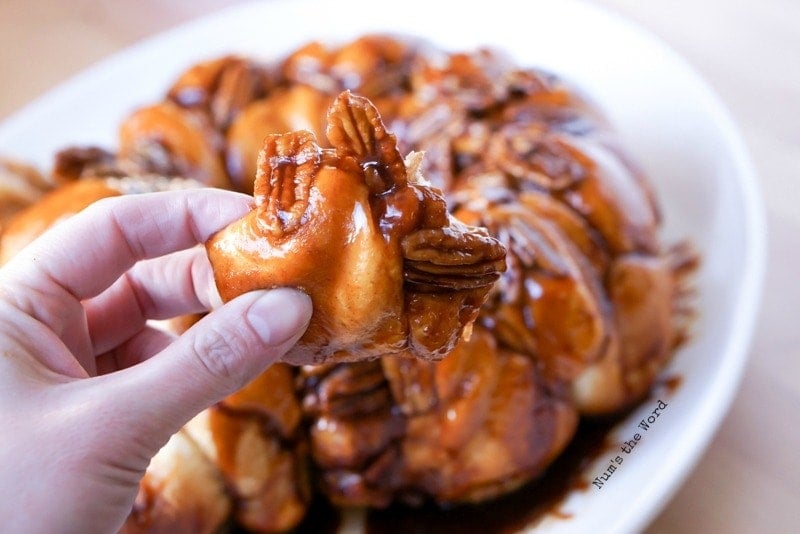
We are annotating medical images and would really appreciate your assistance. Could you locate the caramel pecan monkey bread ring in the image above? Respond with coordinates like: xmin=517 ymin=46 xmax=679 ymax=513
xmin=0 ymin=34 xmax=696 ymax=533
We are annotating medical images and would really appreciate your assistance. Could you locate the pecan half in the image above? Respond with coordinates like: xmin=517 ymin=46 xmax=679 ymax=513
xmin=487 ymin=123 xmax=590 ymax=191
xmin=254 ymin=130 xmax=319 ymax=238
xmin=281 ymin=35 xmax=414 ymax=100
xmin=52 ymin=146 xmax=122 ymax=182
xmin=402 ymin=222 xmax=506 ymax=291
xmin=168 ymin=55 xmax=273 ymax=130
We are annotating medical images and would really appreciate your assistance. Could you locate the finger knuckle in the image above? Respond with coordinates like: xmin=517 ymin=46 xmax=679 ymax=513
xmin=190 ymin=326 xmax=250 ymax=389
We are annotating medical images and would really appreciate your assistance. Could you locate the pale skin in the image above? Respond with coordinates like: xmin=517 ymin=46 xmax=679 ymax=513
xmin=0 ymin=189 xmax=312 ymax=533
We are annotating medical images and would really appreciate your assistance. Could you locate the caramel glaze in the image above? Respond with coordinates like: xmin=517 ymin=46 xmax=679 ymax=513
xmin=301 ymin=327 xmax=579 ymax=508
xmin=1 ymin=33 xmax=699 ymax=533
xmin=123 ymin=364 xmax=313 ymax=534
xmin=206 ymin=91 xmax=506 ymax=366
xmin=225 ymin=86 xmax=330 ymax=194
xmin=358 ymin=381 xmax=682 ymax=534
xmin=122 ymin=430 xmax=231 ymax=534
xmin=363 ymin=414 xmax=625 ymax=534
xmin=118 ymin=102 xmax=231 ymax=189
xmin=167 ymin=55 xmax=274 ymax=131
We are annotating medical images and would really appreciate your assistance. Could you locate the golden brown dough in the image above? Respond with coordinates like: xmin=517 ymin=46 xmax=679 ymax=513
xmin=454 ymin=187 xmax=610 ymax=383
xmin=118 ymin=102 xmax=230 ymax=189
xmin=207 ymin=91 xmax=506 ymax=365
xmin=121 ymin=430 xmax=231 ymax=534
xmin=225 ymin=85 xmax=330 ymax=194
xmin=280 ymin=35 xmax=414 ymax=99
xmin=302 ymin=327 xmax=577 ymax=506
xmin=0 ymin=176 xmax=200 ymax=265
xmin=125 ymin=364 xmax=310 ymax=533
xmin=0 ymin=179 xmax=121 ymax=264
xmin=184 ymin=364 xmax=310 ymax=532
xmin=167 ymin=55 xmax=273 ymax=130
xmin=571 ymin=244 xmax=697 ymax=414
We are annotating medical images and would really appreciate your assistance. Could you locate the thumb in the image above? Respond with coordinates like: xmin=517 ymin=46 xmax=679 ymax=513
xmin=112 ymin=287 xmax=311 ymax=443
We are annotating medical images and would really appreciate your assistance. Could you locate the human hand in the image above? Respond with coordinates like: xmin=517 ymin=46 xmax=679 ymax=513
xmin=0 ymin=189 xmax=311 ymax=533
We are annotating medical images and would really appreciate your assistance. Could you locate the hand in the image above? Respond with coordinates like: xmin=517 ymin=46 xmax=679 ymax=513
xmin=0 ymin=189 xmax=311 ymax=533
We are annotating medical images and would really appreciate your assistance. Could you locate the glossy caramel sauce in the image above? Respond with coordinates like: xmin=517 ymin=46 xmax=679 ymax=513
xmin=293 ymin=380 xmax=683 ymax=534
xmin=228 ymin=412 xmax=626 ymax=533
xmin=362 ymin=416 xmax=620 ymax=534
xmin=4 ymin=33 xmax=697 ymax=534
xmin=222 ymin=411 xmax=632 ymax=534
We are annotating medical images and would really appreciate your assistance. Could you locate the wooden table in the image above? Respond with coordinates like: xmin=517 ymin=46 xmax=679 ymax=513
xmin=1 ymin=1 xmax=797 ymax=531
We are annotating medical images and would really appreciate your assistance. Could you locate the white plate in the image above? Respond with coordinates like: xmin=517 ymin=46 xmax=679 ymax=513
xmin=0 ymin=1 xmax=766 ymax=532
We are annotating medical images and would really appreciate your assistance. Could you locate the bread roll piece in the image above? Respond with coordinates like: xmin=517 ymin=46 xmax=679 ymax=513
xmin=206 ymin=91 xmax=506 ymax=365
xmin=0 ymin=176 xmax=199 ymax=265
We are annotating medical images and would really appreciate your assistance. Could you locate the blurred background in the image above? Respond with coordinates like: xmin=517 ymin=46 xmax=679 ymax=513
xmin=0 ymin=0 xmax=797 ymax=531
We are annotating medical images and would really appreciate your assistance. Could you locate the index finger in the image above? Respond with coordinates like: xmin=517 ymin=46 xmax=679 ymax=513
xmin=1 ymin=188 xmax=252 ymax=301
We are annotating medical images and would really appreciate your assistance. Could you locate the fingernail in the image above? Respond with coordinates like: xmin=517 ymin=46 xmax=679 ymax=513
xmin=246 ymin=288 xmax=312 ymax=346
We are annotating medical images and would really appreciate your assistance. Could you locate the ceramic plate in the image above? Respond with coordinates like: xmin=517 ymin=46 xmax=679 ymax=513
xmin=0 ymin=1 xmax=766 ymax=532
